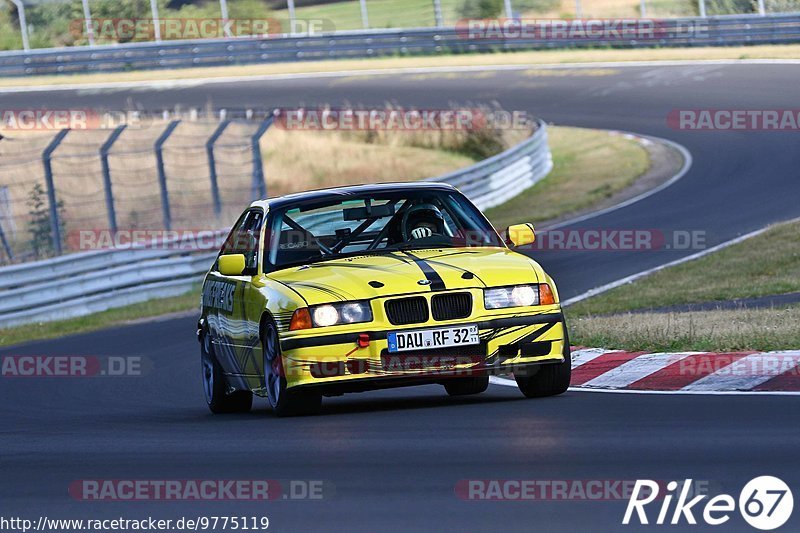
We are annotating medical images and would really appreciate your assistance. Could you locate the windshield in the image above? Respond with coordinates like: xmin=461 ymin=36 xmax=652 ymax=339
xmin=264 ymin=189 xmax=504 ymax=270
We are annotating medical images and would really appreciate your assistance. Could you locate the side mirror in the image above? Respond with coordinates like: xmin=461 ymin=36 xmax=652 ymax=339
xmin=505 ymin=223 xmax=536 ymax=248
xmin=219 ymin=254 xmax=246 ymax=276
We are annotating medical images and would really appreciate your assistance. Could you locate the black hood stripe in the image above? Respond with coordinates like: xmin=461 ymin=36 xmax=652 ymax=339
xmin=402 ymin=251 xmax=446 ymax=291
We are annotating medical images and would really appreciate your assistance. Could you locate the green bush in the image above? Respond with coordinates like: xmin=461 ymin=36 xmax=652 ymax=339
xmin=458 ymin=0 xmax=504 ymax=18
xmin=759 ymin=0 xmax=800 ymax=11
xmin=26 ymin=183 xmax=66 ymax=259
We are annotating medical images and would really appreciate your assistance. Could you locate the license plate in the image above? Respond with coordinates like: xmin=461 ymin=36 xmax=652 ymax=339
xmin=387 ymin=324 xmax=479 ymax=353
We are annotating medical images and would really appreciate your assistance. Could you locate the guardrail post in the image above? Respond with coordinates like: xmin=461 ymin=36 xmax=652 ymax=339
xmin=575 ymin=0 xmax=583 ymax=18
xmin=698 ymin=0 xmax=707 ymax=17
xmin=757 ymin=0 xmax=766 ymax=15
xmin=504 ymin=0 xmax=513 ymax=18
xmin=155 ymin=120 xmax=181 ymax=231
xmin=640 ymin=0 xmax=647 ymax=17
xmin=42 ymin=129 xmax=70 ymax=255
xmin=251 ymin=116 xmax=275 ymax=201
xmin=99 ymin=125 xmax=126 ymax=233
xmin=432 ymin=0 xmax=444 ymax=27
xmin=206 ymin=120 xmax=230 ymax=218
xmin=360 ymin=0 xmax=370 ymax=28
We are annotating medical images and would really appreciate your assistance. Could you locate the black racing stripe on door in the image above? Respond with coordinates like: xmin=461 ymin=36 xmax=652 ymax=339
xmin=402 ymin=251 xmax=446 ymax=291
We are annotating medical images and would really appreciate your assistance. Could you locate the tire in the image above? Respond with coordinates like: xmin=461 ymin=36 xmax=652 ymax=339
xmin=515 ymin=322 xmax=572 ymax=398
xmin=263 ymin=318 xmax=322 ymax=417
xmin=443 ymin=376 xmax=489 ymax=396
xmin=201 ymin=331 xmax=253 ymax=414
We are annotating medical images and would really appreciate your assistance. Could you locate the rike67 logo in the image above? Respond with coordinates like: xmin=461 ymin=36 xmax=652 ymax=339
xmin=624 ymin=477 xmax=793 ymax=530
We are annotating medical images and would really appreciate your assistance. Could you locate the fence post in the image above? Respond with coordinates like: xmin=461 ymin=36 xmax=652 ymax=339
xmin=206 ymin=120 xmax=230 ymax=218
xmin=359 ymin=0 xmax=370 ymax=28
xmin=150 ymin=0 xmax=162 ymax=41
xmin=219 ymin=0 xmax=231 ymax=37
xmin=251 ymin=116 xmax=275 ymax=201
xmin=99 ymin=125 xmax=126 ymax=233
xmin=575 ymin=0 xmax=583 ymax=18
xmin=287 ymin=0 xmax=297 ymax=34
xmin=42 ymin=129 xmax=70 ymax=255
xmin=757 ymin=0 xmax=766 ymax=15
xmin=10 ymin=0 xmax=30 ymax=51
xmin=0 ymin=222 xmax=12 ymax=261
xmin=81 ymin=0 xmax=95 ymax=46
xmin=698 ymin=0 xmax=707 ymax=17
xmin=640 ymin=0 xmax=647 ymax=17
xmin=432 ymin=0 xmax=443 ymax=27
xmin=154 ymin=120 xmax=181 ymax=231
xmin=504 ymin=0 xmax=513 ymax=18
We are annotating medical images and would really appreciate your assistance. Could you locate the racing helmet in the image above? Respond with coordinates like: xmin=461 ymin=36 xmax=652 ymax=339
xmin=403 ymin=203 xmax=446 ymax=239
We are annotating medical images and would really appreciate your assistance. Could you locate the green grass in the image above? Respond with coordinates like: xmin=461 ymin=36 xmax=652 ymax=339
xmin=568 ymin=219 xmax=800 ymax=317
xmin=567 ymin=218 xmax=800 ymax=352
xmin=0 ymin=286 xmax=200 ymax=347
xmin=568 ymin=305 xmax=800 ymax=353
xmin=485 ymin=126 xmax=650 ymax=229
xmin=275 ymin=0 xmax=457 ymax=30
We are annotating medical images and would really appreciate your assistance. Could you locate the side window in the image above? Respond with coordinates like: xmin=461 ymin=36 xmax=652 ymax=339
xmin=219 ymin=209 xmax=265 ymax=273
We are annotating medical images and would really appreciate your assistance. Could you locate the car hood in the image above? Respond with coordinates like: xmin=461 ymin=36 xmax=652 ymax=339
xmin=267 ymin=247 xmax=543 ymax=305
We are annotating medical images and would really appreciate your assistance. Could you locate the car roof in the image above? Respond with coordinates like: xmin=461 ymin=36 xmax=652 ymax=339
xmin=250 ymin=181 xmax=458 ymax=211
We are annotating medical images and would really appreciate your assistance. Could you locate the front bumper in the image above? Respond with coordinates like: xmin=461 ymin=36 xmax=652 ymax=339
xmin=280 ymin=309 xmax=566 ymax=389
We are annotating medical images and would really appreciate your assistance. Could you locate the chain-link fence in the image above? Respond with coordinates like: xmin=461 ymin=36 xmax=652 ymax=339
xmin=0 ymin=113 xmax=273 ymax=263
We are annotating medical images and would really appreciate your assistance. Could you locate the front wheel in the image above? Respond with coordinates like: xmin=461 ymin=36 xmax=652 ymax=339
xmin=201 ymin=332 xmax=253 ymax=414
xmin=515 ymin=322 xmax=571 ymax=398
xmin=263 ymin=319 xmax=322 ymax=417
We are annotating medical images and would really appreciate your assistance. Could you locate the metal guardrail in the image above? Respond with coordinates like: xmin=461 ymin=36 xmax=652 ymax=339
xmin=0 ymin=122 xmax=552 ymax=328
xmin=0 ymin=14 xmax=799 ymax=77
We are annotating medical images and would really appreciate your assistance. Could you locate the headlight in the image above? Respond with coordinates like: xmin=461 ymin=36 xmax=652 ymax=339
xmin=312 ymin=305 xmax=340 ymax=327
xmin=484 ymin=285 xmax=540 ymax=309
xmin=310 ymin=301 xmax=372 ymax=327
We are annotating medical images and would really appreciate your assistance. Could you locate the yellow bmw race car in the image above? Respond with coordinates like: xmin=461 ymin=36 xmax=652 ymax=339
xmin=198 ymin=182 xmax=570 ymax=416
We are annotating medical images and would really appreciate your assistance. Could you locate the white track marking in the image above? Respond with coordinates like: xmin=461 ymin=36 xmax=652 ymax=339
xmin=562 ymin=216 xmax=800 ymax=307
xmin=544 ymin=134 xmax=692 ymax=230
xmin=582 ymin=352 xmax=697 ymax=389
xmin=570 ymin=348 xmax=615 ymax=368
xmin=489 ymin=350 xmax=800 ymax=394
xmin=682 ymin=351 xmax=800 ymax=391
xmin=568 ymin=387 xmax=800 ymax=396
xmin=489 ymin=376 xmax=800 ymax=395
xmin=2 ymin=59 xmax=800 ymax=94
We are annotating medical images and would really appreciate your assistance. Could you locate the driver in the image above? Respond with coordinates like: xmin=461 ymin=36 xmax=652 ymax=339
xmin=405 ymin=203 xmax=446 ymax=240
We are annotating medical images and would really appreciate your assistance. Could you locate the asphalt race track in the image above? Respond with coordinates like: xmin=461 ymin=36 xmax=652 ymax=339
xmin=2 ymin=63 xmax=800 ymax=531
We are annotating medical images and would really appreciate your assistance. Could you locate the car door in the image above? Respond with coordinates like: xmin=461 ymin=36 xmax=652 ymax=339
xmin=207 ymin=208 xmax=264 ymax=388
